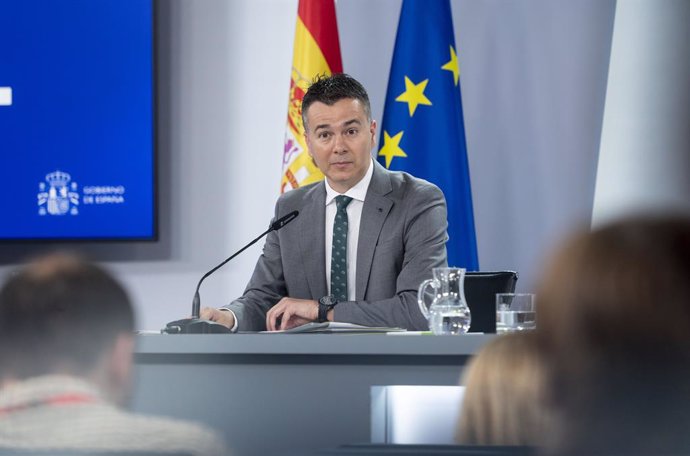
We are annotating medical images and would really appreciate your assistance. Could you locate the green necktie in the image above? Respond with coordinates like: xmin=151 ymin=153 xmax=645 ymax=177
xmin=331 ymin=195 xmax=353 ymax=302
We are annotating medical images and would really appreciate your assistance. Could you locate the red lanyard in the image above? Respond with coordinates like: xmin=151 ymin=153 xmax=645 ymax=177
xmin=0 ymin=393 xmax=95 ymax=416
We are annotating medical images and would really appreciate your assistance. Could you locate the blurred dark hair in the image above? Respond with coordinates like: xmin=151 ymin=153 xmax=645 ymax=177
xmin=301 ymin=73 xmax=371 ymax=131
xmin=536 ymin=214 xmax=690 ymax=454
xmin=0 ymin=253 xmax=134 ymax=378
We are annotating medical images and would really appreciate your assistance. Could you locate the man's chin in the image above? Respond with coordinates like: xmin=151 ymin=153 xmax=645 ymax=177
xmin=326 ymin=175 xmax=354 ymax=192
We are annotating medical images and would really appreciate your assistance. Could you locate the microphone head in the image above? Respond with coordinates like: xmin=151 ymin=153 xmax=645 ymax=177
xmin=270 ymin=210 xmax=299 ymax=231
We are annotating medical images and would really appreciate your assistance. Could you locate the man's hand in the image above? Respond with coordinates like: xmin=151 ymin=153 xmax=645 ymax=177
xmin=266 ymin=298 xmax=319 ymax=331
xmin=199 ymin=307 xmax=235 ymax=329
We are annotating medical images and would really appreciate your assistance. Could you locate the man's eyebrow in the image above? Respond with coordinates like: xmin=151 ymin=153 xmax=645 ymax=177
xmin=343 ymin=119 xmax=362 ymax=128
xmin=313 ymin=118 xmax=363 ymax=132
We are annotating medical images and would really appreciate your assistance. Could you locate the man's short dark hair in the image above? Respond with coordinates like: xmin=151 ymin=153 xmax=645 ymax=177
xmin=0 ymin=253 xmax=134 ymax=378
xmin=301 ymin=73 xmax=372 ymax=131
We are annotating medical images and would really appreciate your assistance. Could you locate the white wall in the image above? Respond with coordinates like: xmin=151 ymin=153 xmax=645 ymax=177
xmin=592 ymin=0 xmax=690 ymax=226
xmin=0 ymin=0 xmax=616 ymax=330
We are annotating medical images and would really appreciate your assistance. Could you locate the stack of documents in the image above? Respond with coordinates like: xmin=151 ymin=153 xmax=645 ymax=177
xmin=263 ymin=322 xmax=406 ymax=334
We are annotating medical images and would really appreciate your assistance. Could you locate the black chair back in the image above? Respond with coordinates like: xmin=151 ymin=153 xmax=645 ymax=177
xmin=464 ymin=271 xmax=518 ymax=333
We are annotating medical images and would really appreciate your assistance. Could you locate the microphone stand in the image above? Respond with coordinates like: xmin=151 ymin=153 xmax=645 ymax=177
xmin=163 ymin=211 xmax=298 ymax=334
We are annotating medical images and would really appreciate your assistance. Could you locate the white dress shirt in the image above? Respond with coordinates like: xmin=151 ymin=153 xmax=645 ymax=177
xmin=223 ymin=158 xmax=375 ymax=330
xmin=324 ymin=158 xmax=374 ymax=301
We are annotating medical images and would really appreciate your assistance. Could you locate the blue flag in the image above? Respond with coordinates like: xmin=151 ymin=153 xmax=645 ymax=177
xmin=377 ymin=0 xmax=479 ymax=269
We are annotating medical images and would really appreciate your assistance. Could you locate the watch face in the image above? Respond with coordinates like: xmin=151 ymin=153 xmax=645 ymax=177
xmin=320 ymin=295 xmax=338 ymax=307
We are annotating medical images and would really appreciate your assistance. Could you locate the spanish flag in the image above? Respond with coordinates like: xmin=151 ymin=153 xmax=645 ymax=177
xmin=281 ymin=0 xmax=342 ymax=193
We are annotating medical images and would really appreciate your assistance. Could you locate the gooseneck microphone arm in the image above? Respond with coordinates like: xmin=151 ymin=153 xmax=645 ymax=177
xmin=164 ymin=210 xmax=299 ymax=334
xmin=191 ymin=210 xmax=298 ymax=318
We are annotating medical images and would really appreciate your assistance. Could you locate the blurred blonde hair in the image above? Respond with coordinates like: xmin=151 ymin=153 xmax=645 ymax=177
xmin=456 ymin=331 xmax=548 ymax=446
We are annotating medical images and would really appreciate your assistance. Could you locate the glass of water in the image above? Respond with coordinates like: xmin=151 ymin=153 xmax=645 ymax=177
xmin=496 ymin=293 xmax=536 ymax=333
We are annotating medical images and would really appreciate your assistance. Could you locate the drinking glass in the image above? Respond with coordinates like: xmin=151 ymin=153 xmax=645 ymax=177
xmin=496 ymin=293 xmax=536 ymax=333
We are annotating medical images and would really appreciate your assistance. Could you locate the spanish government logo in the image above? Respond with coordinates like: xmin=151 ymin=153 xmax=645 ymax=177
xmin=38 ymin=170 xmax=80 ymax=216
xmin=37 ymin=170 xmax=127 ymax=216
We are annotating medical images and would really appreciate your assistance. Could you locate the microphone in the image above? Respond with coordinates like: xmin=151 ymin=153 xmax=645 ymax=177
xmin=164 ymin=210 xmax=299 ymax=334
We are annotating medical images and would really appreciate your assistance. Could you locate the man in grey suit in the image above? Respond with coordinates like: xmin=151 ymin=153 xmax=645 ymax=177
xmin=201 ymin=74 xmax=448 ymax=331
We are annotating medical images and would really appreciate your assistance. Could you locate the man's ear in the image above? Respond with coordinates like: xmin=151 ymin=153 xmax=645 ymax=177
xmin=111 ymin=334 xmax=135 ymax=382
xmin=370 ymin=119 xmax=377 ymax=149
xmin=303 ymin=131 xmax=317 ymax=167
xmin=304 ymin=129 xmax=312 ymax=152
xmin=100 ymin=333 xmax=135 ymax=405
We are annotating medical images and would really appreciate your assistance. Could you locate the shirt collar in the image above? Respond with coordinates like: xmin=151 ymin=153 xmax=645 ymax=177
xmin=324 ymin=157 xmax=374 ymax=206
xmin=0 ymin=375 xmax=104 ymax=409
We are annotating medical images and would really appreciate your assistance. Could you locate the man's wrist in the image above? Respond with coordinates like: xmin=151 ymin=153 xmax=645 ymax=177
xmin=312 ymin=300 xmax=320 ymax=321
xmin=219 ymin=308 xmax=239 ymax=332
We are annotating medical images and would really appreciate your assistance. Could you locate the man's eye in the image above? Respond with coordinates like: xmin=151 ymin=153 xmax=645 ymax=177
xmin=347 ymin=129 xmax=358 ymax=135
xmin=318 ymin=132 xmax=331 ymax=139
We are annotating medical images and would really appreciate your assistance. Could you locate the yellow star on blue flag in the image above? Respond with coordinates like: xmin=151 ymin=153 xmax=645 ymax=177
xmin=379 ymin=130 xmax=408 ymax=168
xmin=377 ymin=0 xmax=478 ymax=269
xmin=395 ymin=76 xmax=432 ymax=116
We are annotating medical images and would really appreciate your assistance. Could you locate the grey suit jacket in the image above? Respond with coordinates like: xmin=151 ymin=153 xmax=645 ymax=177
xmin=225 ymin=161 xmax=448 ymax=331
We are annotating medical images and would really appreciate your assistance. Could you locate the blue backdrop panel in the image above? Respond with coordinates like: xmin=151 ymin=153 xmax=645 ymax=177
xmin=0 ymin=0 xmax=155 ymax=240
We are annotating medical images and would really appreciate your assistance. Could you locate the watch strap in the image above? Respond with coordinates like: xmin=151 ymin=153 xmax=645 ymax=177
xmin=317 ymin=302 xmax=329 ymax=323
xmin=317 ymin=296 xmax=338 ymax=323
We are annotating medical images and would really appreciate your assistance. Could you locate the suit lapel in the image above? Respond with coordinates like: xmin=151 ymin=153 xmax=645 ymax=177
xmin=300 ymin=183 xmax=328 ymax=299
xmin=356 ymin=162 xmax=394 ymax=301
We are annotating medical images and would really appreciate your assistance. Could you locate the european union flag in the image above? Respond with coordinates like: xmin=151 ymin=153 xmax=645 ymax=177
xmin=378 ymin=0 xmax=479 ymax=269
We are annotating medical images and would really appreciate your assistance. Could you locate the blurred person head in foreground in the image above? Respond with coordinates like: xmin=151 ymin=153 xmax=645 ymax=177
xmin=536 ymin=214 xmax=690 ymax=454
xmin=0 ymin=252 xmax=228 ymax=455
xmin=456 ymin=331 xmax=549 ymax=447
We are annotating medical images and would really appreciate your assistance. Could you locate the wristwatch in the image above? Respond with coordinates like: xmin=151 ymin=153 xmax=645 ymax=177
xmin=317 ymin=295 xmax=339 ymax=323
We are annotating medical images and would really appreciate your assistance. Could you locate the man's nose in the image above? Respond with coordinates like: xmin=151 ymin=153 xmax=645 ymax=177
xmin=333 ymin=134 xmax=347 ymax=153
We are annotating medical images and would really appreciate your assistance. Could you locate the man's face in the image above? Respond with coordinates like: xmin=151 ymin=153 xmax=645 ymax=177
xmin=304 ymin=98 xmax=376 ymax=193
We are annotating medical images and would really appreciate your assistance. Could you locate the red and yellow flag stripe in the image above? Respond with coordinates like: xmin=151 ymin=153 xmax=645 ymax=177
xmin=282 ymin=0 xmax=342 ymax=193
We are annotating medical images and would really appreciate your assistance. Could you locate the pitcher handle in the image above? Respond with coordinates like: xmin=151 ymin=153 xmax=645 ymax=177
xmin=417 ymin=278 xmax=437 ymax=320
